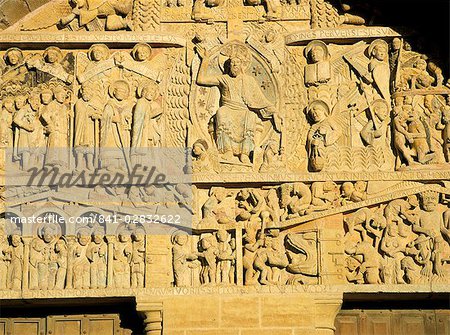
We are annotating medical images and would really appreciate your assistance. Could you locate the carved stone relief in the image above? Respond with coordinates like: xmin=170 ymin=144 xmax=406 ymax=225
xmin=0 ymin=1 xmax=449 ymax=334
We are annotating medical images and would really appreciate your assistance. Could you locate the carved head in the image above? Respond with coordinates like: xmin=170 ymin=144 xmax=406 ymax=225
xmin=28 ymin=93 xmax=41 ymax=111
xmin=109 ymin=80 xmax=130 ymax=101
xmin=216 ymin=229 xmax=228 ymax=242
xmin=391 ymin=38 xmax=402 ymax=51
xmin=211 ymin=186 xmax=227 ymax=201
xmin=44 ymin=47 xmax=63 ymax=64
xmin=244 ymin=227 xmax=257 ymax=243
xmin=369 ymin=39 xmax=388 ymax=61
xmin=77 ymin=228 xmax=91 ymax=246
xmin=11 ymin=233 xmax=21 ymax=247
xmin=229 ymin=56 xmax=245 ymax=77
xmin=419 ymin=191 xmax=439 ymax=212
xmin=4 ymin=48 xmax=23 ymax=66
xmin=42 ymin=225 xmax=56 ymax=243
xmin=88 ymin=44 xmax=109 ymax=62
xmin=237 ymin=189 xmax=250 ymax=201
xmin=41 ymin=88 xmax=54 ymax=105
xmin=52 ymin=85 xmax=67 ymax=104
xmin=371 ymin=99 xmax=389 ymax=121
xmin=3 ymin=96 xmax=15 ymax=113
xmin=265 ymin=30 xmax=276 ymax=43
xmin=200 ymin=236 xmax=212 ymax=249
xmin=15 ymin=94 xmax=28 ymax=109
xmin=55 ymin=239 xmax=66 ymax=252
xmin=414 ymin=58 xmax=427 ymax=71
xmin=403 ymin=41 xmax=412 ymax=51
xmin=93 ymin=234 xmax=103 ymax=244
xmin=132 ymin=43 xmax=152 ymax=62
xmin=341 ymin=182 xmax=354 ymax=197
xmin=407 ymin=194 xmax=419 ymax=208
xmin=192 ymin=139 xmax=208 ymax=157
xmin=305 ymin=40 xmax=329 ymax=63
xmin=137 ymin=82 xmax=158 ymax=101
xmin=354 ymin=181 xmax=367 ymax=192
xmin=132 ymin=228 xmax=145 ymax=242
xmin=222 ymin=44 xmax=251 ymax=77
xmin=118 ymin=230 xmax=131 ymax=242
xmin=393 ymin=95 xmax=404 ymax=108
xmin=93 ymin=227 xmax=105 ymax=243
xmin=307 ymin=100 xmax=329 ymax=123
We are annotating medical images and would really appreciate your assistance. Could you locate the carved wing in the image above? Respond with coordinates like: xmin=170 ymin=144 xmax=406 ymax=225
xmin=165 ymin=52 xmax=191 ymax=147
xmin=331 ymin=41 xmax=367 ymax=82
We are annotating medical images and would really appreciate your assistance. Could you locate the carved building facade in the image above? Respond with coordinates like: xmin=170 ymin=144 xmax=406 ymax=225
xmin=0 ymin=0 xmax=449 ymax=334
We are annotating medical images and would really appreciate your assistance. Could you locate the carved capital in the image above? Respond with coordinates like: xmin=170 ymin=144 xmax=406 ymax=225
xmin=136 ymin=301 xmax=163 ymax=335
xmin=314 ymin=294 xmax=343 ymax=335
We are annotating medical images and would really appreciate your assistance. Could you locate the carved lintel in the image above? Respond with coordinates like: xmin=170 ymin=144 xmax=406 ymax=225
xmin=136 ymin=301 xmax=163 ymax=335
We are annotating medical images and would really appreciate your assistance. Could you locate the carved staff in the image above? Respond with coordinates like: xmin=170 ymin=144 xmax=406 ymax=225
xmin=394 ymin=39 xmax=404 ymax=91
xmin=69 ymin=93 xmax=74 ymax=170
xmin=115 ymin=122 xmax=132 ymax=175
xmin=94 ymin=117 xmax=99 ymax=169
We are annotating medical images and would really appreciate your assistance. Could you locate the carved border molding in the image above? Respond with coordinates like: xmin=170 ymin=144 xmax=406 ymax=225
xmin=0 ymin=32 xmax=186 ymax=47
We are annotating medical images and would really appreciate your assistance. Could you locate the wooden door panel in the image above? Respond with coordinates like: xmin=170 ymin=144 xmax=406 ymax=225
xmin=11 ymin=318 xmax=43 ymax=335
xmin=436 ymin=310 xmax=450 ymax=335
xmin=336 ymin=309 xmax=444 ymax=335
xmin=0 ymin=319 xmax=7 ymax=335
xmin=335 ymin=314 xmax=360 ymax=335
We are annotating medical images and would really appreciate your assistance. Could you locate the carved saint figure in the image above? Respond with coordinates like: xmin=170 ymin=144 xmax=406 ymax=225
xmin=0 ymin=96 xmax=15 ymax=148
xmin=41 ymin=85 xmax=70 ymax=167
xmin=131 ymin=228 xmax=145 ymax=288
xmin=216 ymin=229 xmax=235 ymax=284
xmin=360 ymin=99 xmax=390 ymax=147
xmin=100 ymin=80 xmax=133 ymax=171
xmin=13 ymin=93 xmax=35 ymax=170
xmin=8 ymin=231 xmax=23 ymax=290
xmin=87 ymin=228 xmax=107 ymax=289
xmin=74 ymin=84 xmax=101 ymax=171
xmin=306 ymin=100 xmax=341 ymax=172
xmin=171 ymin=231 xmax=198 ymax=287
xmin=131 ymin=83 xmax=161 ymax=165
xmin=1 ymin=48 xmax=28 ymax=86
xmin=113 ymin=232 xmax=132 ymax=288
xmin=304 ymin=40 xmax=331 ymax=87
xmin=54 ymin=238 xmax=67 ymax=289
xmin=368 ymin=39 xmax=390 ymax=101
xmin=192 ymin=139 xmax=216 ymax=172
xmin=197 ymin=235 xmax=218 ymax=284
xmin=73 ymin=229 xmax=91 ymax=289
xmin=196 ymin=44 xmax=281 ymax=164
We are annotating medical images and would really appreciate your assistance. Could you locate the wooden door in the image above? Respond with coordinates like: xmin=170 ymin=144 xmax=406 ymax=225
xmin=336 ymin=310 xmax=450 ymax=335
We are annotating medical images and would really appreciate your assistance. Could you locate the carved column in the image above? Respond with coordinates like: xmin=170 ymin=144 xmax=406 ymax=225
xmin=65 ymin=236 xmax=77 ymax=289
xmin=235 ymin=225 xmax=243 ymax=286
xmin=314 ymin=294 xmax=343 ymax=335
xmin=22 ymin=237 xmax=31 ymax=290
xmin=106 ymin=236 xmax=115 ymax=288
xmin=136 ymin=301 xmax=163 ymax=335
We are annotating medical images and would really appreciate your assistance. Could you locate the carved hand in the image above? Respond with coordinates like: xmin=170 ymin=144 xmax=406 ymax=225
xmin=196 ymin=45 xmax=209 ymax=60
